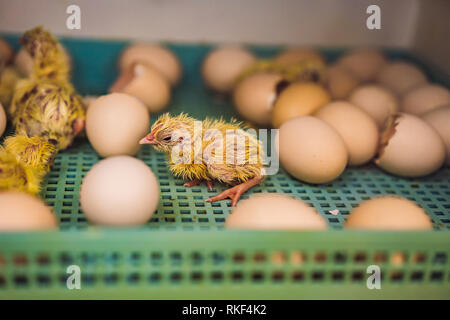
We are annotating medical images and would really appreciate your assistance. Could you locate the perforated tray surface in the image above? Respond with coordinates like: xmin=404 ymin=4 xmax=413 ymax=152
xmin=0 ymin=35 xmax=449 ymax=299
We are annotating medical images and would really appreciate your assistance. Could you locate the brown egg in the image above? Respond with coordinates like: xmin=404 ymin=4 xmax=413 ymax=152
xmin=345 ymin=196 xmax=432 ymax=230
xmin=86 ymin=93 xmax=150 ymax=157
xmin=80 ymin=156 xmax=159 ymax=226
xmin=337 ymin=48 xmax=387 ymax=82
xmin=0 ymin=38 xmax=13 ymax=64
xmin=401 ymin=84 xmax=450 ymax=115
xmin=202 ymin=46 xmax=257 ymax=93
xmin=274 ymin=48 xmax=325 ymax=66
xmin=326 ymin=64 xmax=360 ymax=99
xmin=110 ymin=63 xmax=171 ymax=113
xmin=225 ymin=193 xmax=327 ymax=230
xmin=376 ymin=61 xmax=427 ymax=96
xmin=0 ymin=102 xmax=6 ymax=137
xmin=119 ymin=43 xmax=182 ymax=85
xmin=422 ymin=105 xmax=450 ymax=165
xmin=233 ymin=72 xmax=282 ymax=126
xmin=272 ymin=82 xmax=331 ymax=128
xmin=0 ymin=192 xmax=58 ymax=231
xmin=349 ymin=85 xmax=399 ymax=128
xmin=375 ymin=113 xmax=445 ymax=177
xmin=276 ymin=116 xmax=348 ymax=184
xmin=314 ymin=101 xmax=379 ymax=166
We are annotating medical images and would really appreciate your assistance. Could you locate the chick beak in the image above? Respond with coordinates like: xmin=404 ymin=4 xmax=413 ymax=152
xmin=139 ymin=133 xmax=157 ymax=145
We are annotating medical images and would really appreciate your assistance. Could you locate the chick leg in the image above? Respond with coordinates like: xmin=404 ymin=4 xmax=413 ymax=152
xmin=206 ymin=176 xmax=263 ymax=206
xmin=184 ymin=179 xmax=214 ymax=191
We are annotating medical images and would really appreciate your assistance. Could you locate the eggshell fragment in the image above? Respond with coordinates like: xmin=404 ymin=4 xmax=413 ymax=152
xmin=326 ymin=64 xmax=360 ymax=99
xmin=422 ymin=105 xmax=450 ymax=165
xmin=375 ymin=113 xmax=445 ymax=177
xmin=345 ymin=196 xmax=432 ymax=230
xmin=272 ymin=82 xmax=331 ymax=128
xmin=110 ymin=63 xmax=171 ymax=113
xmin=226 ymin=193 xmax=327 ymax=230
xmin=233 ymin=72 xmax=282 ymax=126
xmin=349 ymin=85 xmax=399 ymax=128
xmin=401 ymin=84 xmax=450 ymax=115
xmin=0 ymin=102 xmax=6 ymax=137
xmin=376 ymin=61 xmax=427 ymax=96
xmin=80 ymin=156 xmax=159 ymax=226
xmin=277 ymin=116 xmax=348 ymax=184
xmin=337 ymin=48 xmax=387 ymax=82
xmin=86 ymin=93 xmax=150 ymax=157
xmin=314 ymin=101 xmax=379 ymax=166
xmin=0 ymin=192 xmax=57 ymax=231
xmin=274 ymin=48 xmax=325 ymax=66
xmin=119 ymin=43 xmax=182 ymax=85
xmin=202 ymin=46 xmax=257 ymax=93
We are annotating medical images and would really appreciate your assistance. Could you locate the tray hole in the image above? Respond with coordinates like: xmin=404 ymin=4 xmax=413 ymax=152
xmin=232 ymin=252 xmax=245 ymax=263
xmin=211 ymin=272 xmax=224 ymax=282
xmin=390 ymin=252 xmax=406 ymax=266
xmin=253 ymin=252 xmax=266 ymax=263
xmin=334 ymin=252 xmax=347 ymax=264
xmin=373 ymin=252 xmax=387 ymax=264
xmin=81 ymin=274 xmax=96 ymax=285
xmin=271 ymin=251 xmax=286 ymax=266
xmin=37 ymin=274 xmax=51 ymax=286
xmin=127 ymin=273 xmax=140 ymax=284
xmin=148 ymin=273 xmax=161 ymax=284
xmin=36 ymin=254 xmax=51 ymax=266
xmin=390 ymin=271 xmax=404 ymax=282
xmin=271 ymin=271 xmax=285 ymax=282
xmin=353 ymin=252 xmax=367 ymax=263
xmin=13 ymin=254 xmax=28 ymax=266
xmin=59 ymin=252 xmax=73 ymax=265
xmin=170 ymin=272 xmax=182 ymax=283
xmin=14 ymin=275 xmax=28 ymax=287
xmin=0 ymin=275 xmax=6 ymax=287
xmin=410 ymin=271 xmax=424 ymax=282
xmin=231 ymin=271 xmax=244 ymax=282
xmin=290 ymin=251 xmax=306 ymax=265
xmin=433 ymin=252 xmax=447 ymax=264
xmin=430 ymin=271 xmax=443 ymax=282
xmin=104 ymin=273 xmax=119 ymax=285
xmin=191 ymin=252 xmax=203 ymax=265
xmin=312 ymin=271 xmax=324 ymax=281
xmin=332 ymin=271 xmax=345 ymax=281
xmin=212 ymin=252 xmax=226 ymax=264
xmin=251 ymin=271 xmax=264 ymax=282
xmin=291 ymin=271 xmax=305 ymax=282
xmin=351 ymin=271 xmax=364 ymax=282
xmin=191 ymin=272 xmax=203 ymax=282
xmin=314 ymin=252 xmax=327 ymax=263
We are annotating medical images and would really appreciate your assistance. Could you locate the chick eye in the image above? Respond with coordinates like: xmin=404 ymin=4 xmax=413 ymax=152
xmin=162 ymin=136 xmax=171 ymax=141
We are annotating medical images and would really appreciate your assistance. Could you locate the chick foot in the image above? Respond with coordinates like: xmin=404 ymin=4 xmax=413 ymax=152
xmin=206 ymin=176 xmax=263 ymax=206
xmin=184 ymin=179 xmax=214 ymax=191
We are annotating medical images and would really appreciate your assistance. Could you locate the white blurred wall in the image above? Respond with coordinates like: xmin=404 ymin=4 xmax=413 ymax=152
xmin=0 ymin=0 xmax=420 ymax=47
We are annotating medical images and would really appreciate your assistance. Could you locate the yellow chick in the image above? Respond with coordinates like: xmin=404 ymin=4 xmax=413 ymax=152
xmin=140 ymin=113 xmax=265 ymax=206
xmin=8 ymin=26 xmax=85 ymax=150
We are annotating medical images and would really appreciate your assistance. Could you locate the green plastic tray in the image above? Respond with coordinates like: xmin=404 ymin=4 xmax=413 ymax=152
xmin=0 ymin=35 xmax=449 ymax=299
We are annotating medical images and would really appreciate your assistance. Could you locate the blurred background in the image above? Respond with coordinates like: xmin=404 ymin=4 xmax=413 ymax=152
xmin=0 ymin=0 xmax=448 ymax=73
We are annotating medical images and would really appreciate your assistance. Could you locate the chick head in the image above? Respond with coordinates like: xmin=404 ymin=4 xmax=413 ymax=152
xmin=139 ymin=113 xmax=195 ymax=153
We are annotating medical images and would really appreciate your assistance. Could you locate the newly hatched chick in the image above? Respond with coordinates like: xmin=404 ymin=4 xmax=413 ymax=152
xmin=8 ymin=26 xmax=85 ymax=150
xmin=140 ymin=113 xmax=265 ymax=206
xmin=0 ymin=135 xmax=56 ymax=195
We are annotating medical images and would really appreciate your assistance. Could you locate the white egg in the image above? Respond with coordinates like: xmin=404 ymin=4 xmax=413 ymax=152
xmin=80 ymin=156 xmax=159 ymax=226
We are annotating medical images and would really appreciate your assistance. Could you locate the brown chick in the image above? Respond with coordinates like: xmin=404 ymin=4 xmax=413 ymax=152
xmin=139 ymin=113 xmax=265 ymax=206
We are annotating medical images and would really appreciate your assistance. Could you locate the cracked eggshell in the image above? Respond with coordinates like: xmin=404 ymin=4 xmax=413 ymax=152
xmin=422 ymin=105 xmax=450 ymax=165
xmin=375 ymin=113 xmax=445 ymax=177
xmin=272 ymin=82 xmax=331 ymax=128
xmin=80 ymin=156 xmax=159 ymax=226
xmin=226 ymin=193 xmax=327 ymax=230
xmin=0 ymin=102 xmax=6 ymax=137
xmin=233 ymin=72 xmax=282 ymax=127
xmin=119 ymin=43 xmax=182 ymax=85
xmin=401 ymin=84 xmax=450 ymax=115
xmin=0 ymin=192 xmax=57 ymax=231
xmin=86 ymin=93 xmax=150 ymax=157
xmin=376 ymin=61 xmax=427 ymax=96
xmin=314 ymin=101 xmax=379 ymax=166
xmin=349 ymin=85 xmax=399 ymax=128
xmin=110 ymin=63 xmax=171 ymax=113
xmin=202 ymin=46 xmax=257 ymax=93
xmin=274 ymin=47 xmax=325 ymax=66
xmin=326 ymin=64 xmax=360 ymax=99
xmin=345 ymin=196 xmax=432 ymax=230
xmin=337 ymin=48 xmax=387 ymax=82
xmin=276 ymin=116 xmax=348 ymax=184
